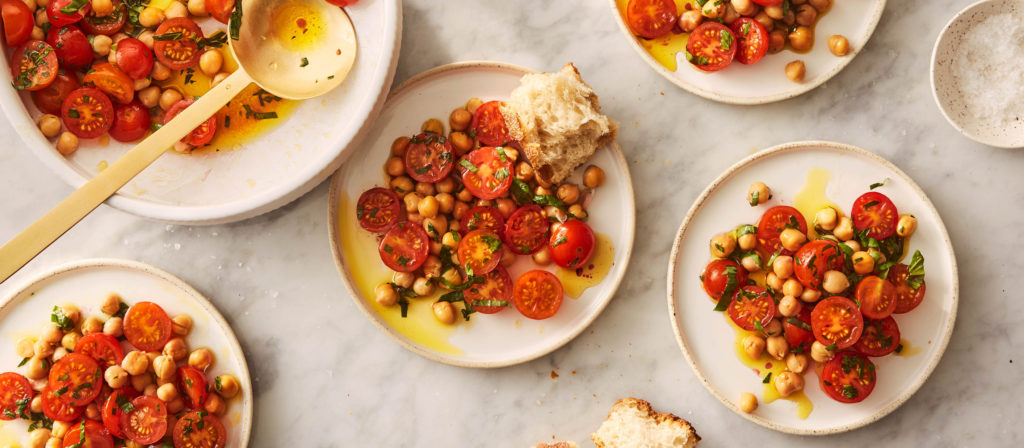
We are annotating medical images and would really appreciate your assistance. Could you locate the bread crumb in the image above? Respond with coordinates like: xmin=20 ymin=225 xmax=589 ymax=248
xmin=551 ymin=370 xmax=560 ymax=379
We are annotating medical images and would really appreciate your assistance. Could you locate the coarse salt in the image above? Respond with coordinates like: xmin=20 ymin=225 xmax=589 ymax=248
xmin=953 ymin=12 xmax=1024 ymax=127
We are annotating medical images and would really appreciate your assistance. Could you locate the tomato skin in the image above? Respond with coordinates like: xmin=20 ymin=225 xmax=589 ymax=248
xmin=113 ymin=37 xmax=154 ymax=79
xmin=811 ymin=296 xmax=864 ymax=350
xmin=793 ymin=239 xmax=844 ymax=290
xmin=1 ymin=0 xmax=34 ymax=47
xmin=173 ymin=410 xmax=227 ymax=448
xmin=727 ymin=286 xmax=775 ymax=331
xmin=470 ymin=101 xmax=512 ymax=147
xmin=854 ymin=316 xmax=901 ymax=357
xmin=61 ymin=87 xmax=115 ymax=138
xmin=356 ymin=187 xmax=403 ymax=233
xmin=123 ymin=301 xmax=172 ymax=352
xmin=177 ymin=366 xmax=208 ymax=409
xmin=701 ymin=259 xmax=748 ymax=302
xmin=457 ymin=229 xmax=503 ymax=275
xmin=120 ymin=395 xmax=167 ymax=445
xmin=378 ymin=221 xmax=430 ymax=272
xmin=0 ymin=372 xmax=33 ymax=421
xmin=549 ymin=219 xmax=596 ymax=270
xmin=757 ymin=206 xmax=807 ymax=257
xmin=404 ymin=132 xmax=455 ymax=183
xmin=164 ymin=99 xmax=218 ymax=147
xmin=503 ymin=205 xmax=549 ymax=255
xmin=887 ymin=263 xmax=926 ymax=314
xmin=686 ymin=22 xmax=737 ymax=72
xmin=460 ymin=206 xmax=505 ymax=237
xmin=730 ymin=17 xmax=768 ymax=65
xmin=820 ymin=352 xmax=876 ymax=403
xmin=513 ymin=270 xmax=564 ymax=320
xmin=851 ymin=192 xmax=899 ymax=240
xmin=464 ymin=265 xmax=513 ymax=314
xmin=153 ymin=17 xmax=202 ymax=70
xmin=102 ymin=387 xmax=138 ymax=438
xmin=49 ymin=353 xmax=103 ymax=407
xmin=74 ymin=333 xmax=125 ymax=368
xmin=82 ymin=63 xmax=134 ymax=104
xmin=32 ymin=70 xmax=79 ymax=115
xmin=625 ymin=0 xmax=677 ymax=39
xmin=855 ymin=275 xmax=898 ymax=320
xmin=46 ymin=25 xmax=92 ymax=68
xmin=784 ymin=308 xmax=815 ymax=353
xmin=460 ymin=147 xmax=514 ymax=200
xmin=80 ymin=0 xmax=125 ymax=35
xmin=10 ymin=40 xmax=58 ymax=91
xmin=47 ymin=0 xmax=89 ymax=27
xmin=63 ymin=420 xmax=114 ymax=448
xmin=40 ymin=386 xmax=83 ymax=422
xmin=108 ymin=101 xmax=151 ymax=143
xmin=205 ymin=0 xmax=233 ymax=23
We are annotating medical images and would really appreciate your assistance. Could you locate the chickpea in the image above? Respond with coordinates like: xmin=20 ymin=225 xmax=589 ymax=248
xmin=741 ymin=253 xmax=761 ymax=272
xmin=868 ymin=248 xmax=887 ymax=265
xmin=794 ymin=4 xmax=817 ymax=26
xmin=389 ymin=176 xmax=413 ymax=195
xmin=497 ymin=249 xmax=513 ymax=266
xmin=186 ymin=0 xmax=206 ymax=14
xmin=742 ymin=335 xmax=765 ymax=359
xmin=768 ymin=29 xmax=786 ymax=53
xmin=810 ymin=341 xmax=834 ymax=362
xmin=81 ymin=317 xmax=103 ymax=335
xmin=822 ymin=34 xmax=852 ymax=58
xmin=679 ymin=10 xmax=703 ymax=32
xmin=152 ymin=355 xmax=176 ymax=380
xmin=772 ymin=255 xmax=794 ymax=279
xmin=28 ymin=427 xmax=50 ymax=448
xmin=417 ymin=195 xmax=439 ymax=219
xmin=138 ymin=6 xmax=165 ymax=27
xmin=738 ymin=392 xmax=758 ymax=413
xmin=34 ymin=8 xmax=45 ymax=25
xmin=710 ymin=233 xmax=737 ymax=258
xmin=897 ymin=214 xmax=917 ymax=237
xmin=534 ymin=185 xmax=553 ymax=196
xmin=494 ymin=198 xmax=515 ymax=218
xmin=159 ymin=88 xmax=183 ymax=111
xmin=164 ymin=0 xmax=187 ymax=19
xmin=737 ymin=233 xmax=757 ymax=251
xmin=400 ymin=193 xmax=422 ymax=216
xmin=157 ymin=383 xmax=178 ymax=402
xmin=732 ymin=0 xmax=758 ymax=16
xmin=842 ymin=240 xmax=861 ymax=253
xmin=52 ymin=422 xmax=76 ymax=440
xmin=121 ymin=351 xmax=149 ymax=375
xmin=105 ymin=365 xmax=129 ymax=388
xmin=568 ymin=204 xmax=587 ymax=219
xmin=814 ymin=207 xmax=838 ymax=231
xmin=103 ymin=317 xmax=123 ymax=338
xmin=766 ymin=272 xmax=784 ymax=291
xmin=440 ymin=268 xmax=463 ymax=287
xmin=33 ymin=340 xmax=54 ymax=358
xmin=161 ymin=338 xmax=187 ymax=362
xmin=431 ymin=301 xmax=456 ymax=325
xmin=137 ymin=30 xmax=155 ymax=49
xmin=150 ymin=61 xmax=171 ymax=81
xmin=833 ymin=216 xmax=854 ymax=241
xmin=390 ymin=272 xmax=414 ymax=290
xmin=16 ymin=337 xmax=35 ymax=358
xmin=786 ymin=352 xmax=810 ymax=374
xmin=800 ymin=288 xmax=822 ymax=303
xmin=515 ymin=161 xmax=535 ymax=182
xmin=30 ymin=395 xmax=42 ymax=413
xmin=763 ymin=3 xmax=783 ymax=19
xmin=415 ymin=182 xmax=435 ymax=197
xmin=701 ymin=0 xmax=724 ymax=18
xmin=766 ymin=335 xmax=789 ymax=360
xmin=380 ymin=157 xmax=403 ymax=177
xmin=779 ymin=228 xmax=806 ymax=251
xmin=808 ymin=0 xmax=831 ymax=11
xmin=822 ymin=270 xmax=850 ymax=294
xmin=25 ymin=357 xmax=47 ymax=379
xmin=98 ymin=293 xmax=120 ymax=315
xmin=763 ymin=319 xmax=783 ymax=336
xmin=421 ymin=118 xmax=443 ymax=135
xmin=214 ymin=374 xmax=240 ymax=398
xmin=782 ymin=278 xmax=803 ymax=297
xmin=556 ymin=184 xmax=580 ymax=205
xmin=421 ymin=255 xmax=442 ymax=279
xmin=164 ymin=399 xmax=184 ymax=415
xmin=190 ymin=49 xmax=222 ymax=77
xmin=188 ymin=348 xmax=214 ymax=371
xmin=788 ymin=26 xmax=813 ymax=51
xmin=170 ymin=314 xmax=192 ymax=337
xmin=785 ymin=60 xmax=806 ymax=83
xmin=52 ymin=346 xmax=68 ymax=362
xmin=29 ymin=26 xmax=43 ymax=40
xmin=753 ymin=11 xmax=774 ymax=31
xmin=412 ymin=277 xmax=434 ymax=296
xmin=583 ymin=165 xmax=605 ymax=188
xmin=449 ymin=131 xmax=473 ymax=156
xmin=850 ymin=251 xmax=874 ymax=275
xmin=778 ymin=295 xmax=802 ymax=317
xmin=723 ymin=3 xmax=739 ymax=24
xmin=56 ymin=132 xmax=79 ymax=155
xmin=34 ymin=113 xmax=62 ymax=138
xmin=204 ymin=394 xmax=226 ymax=416
xmin=533 ymin=247 xmax=552 ymax=266
xmin=774 ymin=371 xmax=805 ymax=397
xmin=449 ymin=108 xmax=472 ymax=132
xmin=464 ymin=97 xmax=484 ymax=114
xmin=40 ymin=322 xmax=63 ymax=344
xmin=439 ymin=232 xmax=459 ymax=251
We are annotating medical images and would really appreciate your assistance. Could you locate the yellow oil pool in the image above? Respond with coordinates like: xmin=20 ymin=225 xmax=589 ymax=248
xmin=793 ymin=167 xmax=838 ymax=237
xmin=729 ymin=316 xmax=814 ymax=419
xmin=272 ymin=0 xmax=327 ymax=51
xmin=556 ymin=233 xmax=615 ymax=299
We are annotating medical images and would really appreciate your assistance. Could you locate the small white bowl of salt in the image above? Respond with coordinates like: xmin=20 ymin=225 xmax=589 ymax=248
xmin=932 ymin=0 xmax=1024 ymax=148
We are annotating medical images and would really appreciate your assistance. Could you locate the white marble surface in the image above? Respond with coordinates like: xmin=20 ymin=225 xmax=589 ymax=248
xmin=1 ymin=0 xmax=1023 ymax=445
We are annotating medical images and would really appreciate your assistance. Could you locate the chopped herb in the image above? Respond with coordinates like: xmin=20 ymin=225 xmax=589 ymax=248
xmin=242 ymin=105 xmax=277 ymax=120
xmin=300 ymin=57 xmax=309 ymax=67
xmin=198 ymin=31 xmax=228 ymax=49
xmin=786 ymin=317 xmax=812 ymax=332
xmin=754 ymin=320 xmax=764 ymax=332
xmin=114 ymin=302 xmax=129 ymax=318
xmin=414 ymin=165 xmax=431 ymax=175
xmin=895 ymin=343 xmax=904 ymax=354
xmin=551 ymin=235 xmax=568 ymax=247
xmin=229 ymin=0 xmax=242 ymax=40
xmin=713 ymin=265 xmax=739 ymax=312
xmin=825 ymin=342 xmax=837 ymax=351
xmin=17 ymin=357 xmax=28 ymax=367
xmin=68 ymin=109 xmax=80 ymax=119
xmin=841 ymin=385 xmax=858 ymax=399
xmin=906 ymin=250 xmax=925 ymax=289
xmin=480 ymin=235 xmax=502 ymax=252
xmin=762 ymin=372 xmax=772 ymax=384
xmin=59 ymin=0 xmax=89 ymax=15
xmin=741 ymin=22 xmax=751 ymax=35
xmin=736 ymin=224 xmax=757 ymax=236
xmin=494 ymin=168 xmax=510 ymax=180
xmin=51 ymin=306 xmax=73 ymax=330
xmin=720 ymin=30 xmax=733 ymax=51
xmin=869 ymin=179 xmax=887 ymax=190
xmin=459 ymin=159 xmax=478 ymax=173
xmin=153 ymin=32 xmax=183 ymax=41
xmin=863 ymin=200 xmax=880 ymax=210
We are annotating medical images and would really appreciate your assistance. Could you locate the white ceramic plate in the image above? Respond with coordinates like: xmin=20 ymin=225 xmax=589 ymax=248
xmin=0 ymin=259 xmax=253 ymax=445
xmin=0 ymin=1 xmax=401 ymax=225
xmin=609 ymin=0 xmax=886 ymax=104
xmin=667 ymin=141 xmax=957 ymax=434
xmin=931 ymin=0 xmax=1024 ymax=149
xmin=328 ymin=62 xmax=636 ymax=368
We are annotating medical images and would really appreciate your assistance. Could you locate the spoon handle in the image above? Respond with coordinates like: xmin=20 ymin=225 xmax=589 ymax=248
xmin=0 ymin=70 xmax=256 ymax=285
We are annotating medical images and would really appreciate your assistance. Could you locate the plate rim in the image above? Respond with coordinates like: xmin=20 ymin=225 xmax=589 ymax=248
xmin=665 ymin=140 xmax=959 ymax=434
xmin=0 ymin=0 xmax=403 ymax=225
xmin=607 ymin=0 xmax=888 ymax=105
xmin=326 ymin=60 xmax=637 ymax=368
xmin=0 ymin=258 xmax=254 ymax=445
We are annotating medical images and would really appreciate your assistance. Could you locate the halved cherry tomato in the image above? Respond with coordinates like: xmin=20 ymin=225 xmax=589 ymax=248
xmin=730 ymin=17 xmax=768 ymax=65
xmin=108 ymin=101 xmax=151 ymax=142
xmin=46 ymin=25 xmax=92 ymax=68
xmin=855 ymin=316 xmax=901 ymax=357
xmin=120 ymin=395 xmax=167 ymax=444
xmin=48 ymin=353 xmax=102 ymax=407
xmin=74 ymin=333 xmax=125 ymax=368
xmin=625 ymin=0 xmax=677 ymax=39
xmin=463 ymin=265 xmax=512 ymax=314
xmin=457 ymin=229 xmax=503 ymax=275
xmin=1 ymin=0 xmax=33 ymax=47
xmin=793 ymin=239 xmax=844 ymax=290
xmin=811 ymin=296 xmax=864 ymax=350
xmin=205 ymin=0 xmax=233 ymax=23
xmin=820 ymin=352 xmax=876 ymax=403
xmin=123 ymin=301 xmax=172 ymax=352
xmin=784 ymin=308 xmax=815 ymax=353
xmin=62 ymin=420 xmax=114 ymax=448
xmin=0 ymin=372 xmax=33 ymax=421
xmin=356 ymin=187 xmax=403 ymax=233
xmin=114 ymin=37 xmax=154 ymax=79
xmin=378 ymin=221 xmax=430 ymax=272
xmin=153 ymin=17 xmax=202 ymax=70
xmin=887 ymin=263 xmax=926 ymax=314
xmin=32 ymin=70 xmax=79 ymax=115
xmin=855 ymin=275 xmax=898 ymax=320
xmin=549 ymin=219 xmax=595 ymax=270
xmin=164 ymin=98 xmax=218 ymax=147
xmin=10 ymin=40 xmax=58 ymax=91
xmin=701 ymin=259 xmax=748 ymax=302
xmin=728 ymin=286 xmax=775 ymax=331
xmin=173 ymin=410 xmax=227 ymax=448
xmin=40 ymin=385 xmax=83 ymax=422
xmin=177 ymin=366 xmax=208 ymax=409
xmin=80 ymin=0 xmax=125 ymax=35
xmin=756 ymin=205 xmax=807 ymax=256
xmin=852 ymin=192 xmax=898 ymax=239
xmin=461 ymin=206 xmax=505 ymax=236
xmin=404 ymin=132 xmax=455 ymax=183
xmin=61 ymin=87 xmax=114 ymax=138
xmin=513 ymin=270 xmax=563 ymax=320
xmin=83 ymin=63 xmax=134 ymax=104
xmin=503 ymin=205 xmax=549 ymax=255
xmin=47 ymin=0 xmax=89 ymax=27
xmin=470 ymin=101 xmax=512 ymax=147
xmin=460 ymin=147 xmax=514 ymax=200
xmin=686 ymin=22 xmax=737 ymax=72
xmin=101 ymin=387 xmax=138 ymax=438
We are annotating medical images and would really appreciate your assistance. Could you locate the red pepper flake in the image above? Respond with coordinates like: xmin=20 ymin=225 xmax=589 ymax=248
xmin=550 ymin=370 xmax=559 ymax=379
xmin=296 ymin=18 xmax=307 ymax=28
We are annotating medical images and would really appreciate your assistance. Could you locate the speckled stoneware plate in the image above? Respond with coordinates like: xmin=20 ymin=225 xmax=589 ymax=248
xmin=0 ymin=259 xmax=252 ymax=445
xmin=328 ymin=62 xmax=636 ymax=368
xmin=0 ymin=0 xmax=401 ymax=225
xmin=667 ymin=141 xmax=958 ymax=434
xmin=931 ymin=0 xmax=1024 ymax=148
xmin=609 ymin=0 xmax=886 ymax=104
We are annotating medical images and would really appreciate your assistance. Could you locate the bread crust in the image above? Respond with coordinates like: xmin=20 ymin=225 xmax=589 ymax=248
xmin=591 ymin=398 xmax=701 ymax=448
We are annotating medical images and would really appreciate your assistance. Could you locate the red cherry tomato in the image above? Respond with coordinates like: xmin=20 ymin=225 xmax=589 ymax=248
xmin=74 ymin=333 xmax=125 ymax=368
xmin=854 ymin=316 xmax=901 ymax=357
xmin=625 ymin=0 xmax=677 ymax=39
xmin=10 ymin=40 xmax=58 ymax=91
xmin=756 ymin=206 xmax=807 ymax=256
xmin=727 ymin=286 xmax=776 ymax=331
xmin=114 ymin=37 xmax=154 ymax=79
xmin=173 ymin=410 xmax=227 ymax=448
xmin=32 ymin=70 xmax=79 ymax=114
xmin=457 ymin=229 xmax=503 ymax=275
xmin=177 ymin=366 xmax=208 ymax=409
xmin=46 ymin=25 xmax=92 ymax=68
xmin=460 ymin=206 xmax=505 ymax=237
xmin=459 ymin=147 xmax=514 ymax=200
xmin=82 ymin=62 xmax=134 ymax=104
xmin=811 ymin=296 xmax=864 ymax=350
xmin=101 ymin=387 xmax=138 ymax=438
xmin=1 ymin=0 xmax=34 ymax=47
xmin=793 ymin=239 xmax=844 ymax=290
xmin=783 ymin=308 xmax=815 ymax=353
xmin=123 ymin=301 xmax=172 ymax=352
xmin=62 ymin=420 xmax=114 ymax=448
xmin=404 ymin=132 xmax=455 ymax=183
xmin=164 ymin=99 xmax=218 ymax=147
xmin=47 ymin=0 xmax=89 ymax=27
xmin=153 ymin=17 xmax=202 ymax=70
xmin=503 ymin=205 xmax=549 ymax=255
xmin=40 ymin=386 xmax=83 ymax=422
xmin=851 ymin=192 xmax=899 ymax=240
xmin=204 ymin=0 xmax=233 ymax=23
xmin=855 ymin=275 xmax=898 ymax=320
xmin=887 ymin=263 xmax=926 ymax=314
xmin=0 ymin=372 xmax=33 ymax=421
xmin=730 ymin=17 xmax=768 ymax=65
xmin=61 ymin=87 xmax=115 ymax=138
xmin=548 ymin=219 xmax=595 ymax=270
xmin=820 ymin=352 xmax=876 ymax=403
xmin=513 ymin=270 xmax=564 ymax=320
xmin=80 ymin=0 xmax=125 ymax=35
xmin=686 ymin=22 xmax=737 ymax=72
xmin=378 ymin=221 xmax=430 ymax=272
xmin=119 ymin=395 xmax=167 ymax=445
xmin=470 ymin=101 xmax=513 ymax=147
xmin=48 ymin=353 xmax=102 ymax=407
xmin=108 ymin=101 xmax=151 ymax=142
xmin=463 ymin=265 xmax=513 ymax=314
xmin=356 ymin=187 xmax=403 ymax=233
xmin=701 ymin=259 xmax=748 ymax=302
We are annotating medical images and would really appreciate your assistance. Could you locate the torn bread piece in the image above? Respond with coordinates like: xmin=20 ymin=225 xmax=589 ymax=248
xmin=533 ymin=442 xmax=578 ymax=448
xmin=591 ymin=398 xmax=700 ymax=448
xmin=501 ymin=63 xmax=618 ymax=185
